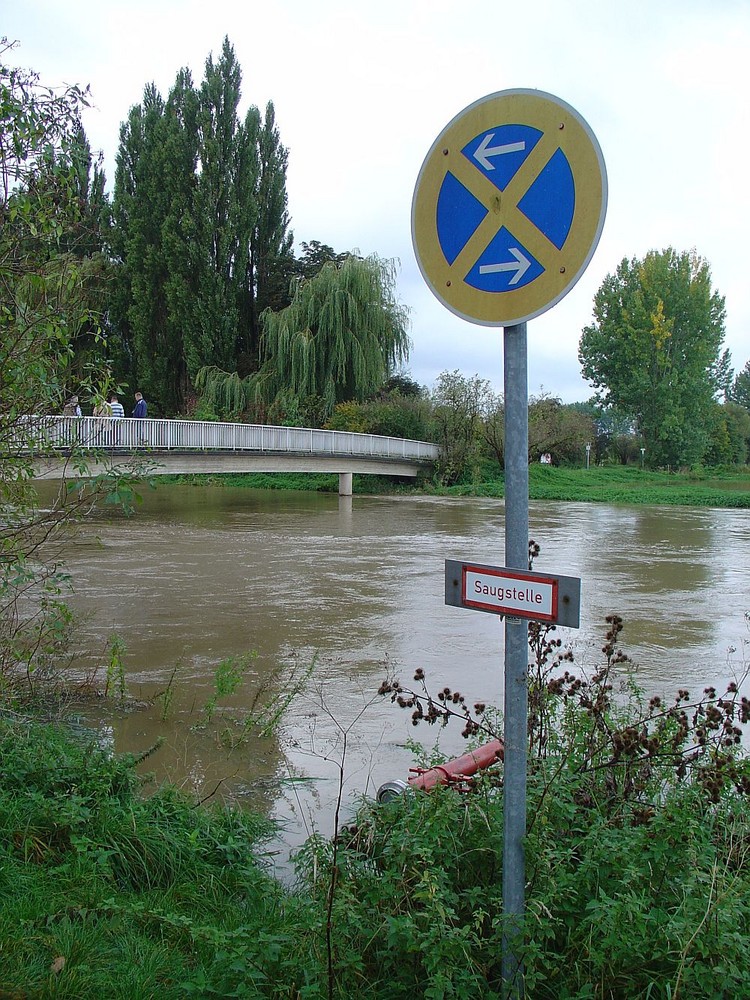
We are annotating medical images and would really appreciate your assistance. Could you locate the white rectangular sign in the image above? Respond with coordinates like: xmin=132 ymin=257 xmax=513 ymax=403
xmin=445 ymin=559 xmax=581 ymax=627
xmin=463 ymin=566 xmax=557 ymax=621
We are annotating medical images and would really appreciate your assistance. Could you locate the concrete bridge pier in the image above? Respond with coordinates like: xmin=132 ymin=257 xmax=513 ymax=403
xmin=338 ymin=472 xmax=353 ymax=496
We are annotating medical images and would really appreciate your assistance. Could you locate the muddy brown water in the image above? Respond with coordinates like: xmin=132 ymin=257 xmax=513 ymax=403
xmin=40 ymin=483 xmax=750 ymax=871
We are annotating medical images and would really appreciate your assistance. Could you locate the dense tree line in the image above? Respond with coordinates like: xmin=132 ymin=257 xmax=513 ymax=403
xmin=5 ymin=39 xmax=750 ymax=473
xmin=104 ymin=37 xmax=414 ymax=419
xmin=2 ymin=39 xmax=415 ymax=432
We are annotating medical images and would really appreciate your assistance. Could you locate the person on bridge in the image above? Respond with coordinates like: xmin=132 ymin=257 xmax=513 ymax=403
xmin=107 ymin=394 xmax=125 ymax=447
xmin=91 ymin=396 xmax=112 ymax=446
xmin=62 ymin=395 xmax=82 ymax=417
xmin=132 ymin=392 xmax=147 ymax=419
xmin=109 ymin=394 xmax=125 ymax=418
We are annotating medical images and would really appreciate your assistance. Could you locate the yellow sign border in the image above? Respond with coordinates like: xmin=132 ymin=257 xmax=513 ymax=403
xmin=412 ymin=89 xmax=607 ymax=326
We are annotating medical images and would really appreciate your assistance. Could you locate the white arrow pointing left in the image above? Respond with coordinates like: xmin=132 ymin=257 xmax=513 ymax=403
xmin=473 ymin=133 xmax=526 ymax=170
xmin=478 ymin=247 xmax=532 ymax=285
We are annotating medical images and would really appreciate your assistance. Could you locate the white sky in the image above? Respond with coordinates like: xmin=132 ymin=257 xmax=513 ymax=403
xmin=5 ymin=0 xmax=749 ymax=402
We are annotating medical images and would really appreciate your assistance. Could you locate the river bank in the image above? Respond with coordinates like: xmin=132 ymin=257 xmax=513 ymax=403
xmin=4 ymin=651 xmax=750 ymax=998
xmin=163 ymin=464 xmax=750 ymax=508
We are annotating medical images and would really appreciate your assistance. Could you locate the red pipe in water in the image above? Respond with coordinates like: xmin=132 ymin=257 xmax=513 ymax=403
xmin=377 ymin=738 xmax=504 ymax=802
xmin=408 ymin=738 xmax=504 ymax=790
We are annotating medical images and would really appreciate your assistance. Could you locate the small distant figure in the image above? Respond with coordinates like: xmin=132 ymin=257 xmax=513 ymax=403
xmin=540 ymin=452 xmax=552 ymax=465
xmin=62 ymin=395 xmax=82 ymax=417
xmin=109 ymin=394 xmax=125 ymax=418
xmin=132 ymin=392 xmax=147 ymax=419
xmin=90 ymin=397 xmax=112 ymax=445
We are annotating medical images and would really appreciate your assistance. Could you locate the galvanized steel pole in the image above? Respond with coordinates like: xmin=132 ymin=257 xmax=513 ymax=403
xmin=502 ymin=321 xmax=529 ymax=996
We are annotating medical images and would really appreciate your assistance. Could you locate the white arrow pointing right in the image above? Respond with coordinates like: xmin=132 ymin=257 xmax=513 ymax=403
xmin=478 ymin=247 xmax=532 ymax=285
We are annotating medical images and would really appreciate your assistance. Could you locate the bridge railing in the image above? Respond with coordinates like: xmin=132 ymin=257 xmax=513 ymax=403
xmin=20 ymin=416 xmax=440 ymax=463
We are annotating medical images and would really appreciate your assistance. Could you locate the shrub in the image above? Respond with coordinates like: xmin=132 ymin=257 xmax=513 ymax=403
xmin=321 ymin=613 xmax=750 ymax=998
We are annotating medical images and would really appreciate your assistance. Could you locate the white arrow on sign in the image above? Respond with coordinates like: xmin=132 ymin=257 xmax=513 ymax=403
xmin=478 ymin=247 xmax=532 ymax=285
xmin=473 ymin=133 xmax=526 ymax=170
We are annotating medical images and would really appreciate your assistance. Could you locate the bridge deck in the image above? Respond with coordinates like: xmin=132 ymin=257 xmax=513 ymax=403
xmin=24 ymin=416 xmax=439 ymax=495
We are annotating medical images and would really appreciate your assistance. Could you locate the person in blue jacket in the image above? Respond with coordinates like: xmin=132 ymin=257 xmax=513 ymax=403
xmin=132 ymin=392 xmax=147 ymax=418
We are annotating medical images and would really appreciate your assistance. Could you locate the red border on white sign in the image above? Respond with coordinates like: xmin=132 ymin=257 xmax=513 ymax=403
xmin=462 ymin=565 xmax=559 ymax=622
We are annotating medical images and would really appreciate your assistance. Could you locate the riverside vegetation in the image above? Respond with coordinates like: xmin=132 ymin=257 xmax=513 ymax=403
xmin=164 ymin=462 xmax=750 ymax=509
xmin=2 ymin=614 xmax=750 ymax=998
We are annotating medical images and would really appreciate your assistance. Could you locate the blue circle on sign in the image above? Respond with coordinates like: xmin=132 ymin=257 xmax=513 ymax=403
xmin=435 ymin=123 xmax=577 ymax=292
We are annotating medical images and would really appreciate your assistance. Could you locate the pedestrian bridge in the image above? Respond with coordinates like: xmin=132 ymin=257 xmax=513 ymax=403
xmin=28 ymin=416 xmax=440 ymax=495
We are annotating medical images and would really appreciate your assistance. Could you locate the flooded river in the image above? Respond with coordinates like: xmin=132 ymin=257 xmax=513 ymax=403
xmin=51 ymin=483 xmax=750 ymax=868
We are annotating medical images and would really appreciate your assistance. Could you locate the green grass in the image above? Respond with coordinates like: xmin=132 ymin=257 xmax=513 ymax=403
xmin=160 ymin=470 xmax=341 ymax=491
xmin=4 ymin=646 xmax=750 ymax=1000
xmin=159 ymin=470 xmax=421 ymax=494
xmin=159 ymin=465 xmax=750 ymax=507
xmin=436 ymin=464 xmax=750 ymax=508
xmin=0 ymin=719 xmax=291 ymax=998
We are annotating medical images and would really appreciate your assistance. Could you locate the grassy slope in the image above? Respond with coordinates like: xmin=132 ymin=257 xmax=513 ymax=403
xmin=162 ymin=466 xmax=750 ymax=507
xmin=436 ymin=465 xmax=750 ymax=508
xmin=0 ymin=720 xmax=292 ymax=998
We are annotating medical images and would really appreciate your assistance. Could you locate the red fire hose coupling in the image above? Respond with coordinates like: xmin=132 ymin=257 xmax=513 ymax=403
xmin=376 ymin=738 xmax=504 ymax=803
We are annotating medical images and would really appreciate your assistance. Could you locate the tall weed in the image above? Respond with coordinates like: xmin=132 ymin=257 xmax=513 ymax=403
xmin=339 ymin=613 xmax=750 ymax=998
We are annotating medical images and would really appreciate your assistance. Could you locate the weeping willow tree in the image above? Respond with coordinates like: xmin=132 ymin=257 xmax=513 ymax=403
xmin=252 ymin=254 xmax=410 ymax=417
xmin=193 ymin=366 xmax=252 ymax=420
xmin=194 ymin=254 xmax=411 ymax=423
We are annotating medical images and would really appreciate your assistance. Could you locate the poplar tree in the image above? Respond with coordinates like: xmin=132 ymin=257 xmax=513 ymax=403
xmin=189 ymin=38 xmax=248 ymax=376
xmin=18 ymin=122 xmax=110 ymax=383
xmin=111 ymin=85 xmax=177 ymax=409
xmin=249 ymin=102 xmax=294 ymax=341
xmin=730 ymin=360 xmax=750 ymax=410
xmin=108 ymin=37 xmax=293 ymax=409
xmin=159 ymin=69 xmax=200 ymax=409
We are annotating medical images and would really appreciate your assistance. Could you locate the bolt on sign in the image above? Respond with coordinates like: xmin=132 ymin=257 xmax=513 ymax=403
xmin=412 ymin=89 xmax=607 ymax=326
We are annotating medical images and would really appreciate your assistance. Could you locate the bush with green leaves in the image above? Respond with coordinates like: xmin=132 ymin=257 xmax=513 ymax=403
xmin=354 ymin=613 xmax=750 ymax=998
xmin=325 ymin=394 xmax=433 ymax=442
xmin=0 ymin=43 xmax=150 ymax=701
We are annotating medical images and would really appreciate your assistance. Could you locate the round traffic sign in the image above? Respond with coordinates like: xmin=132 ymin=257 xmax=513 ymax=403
xmin=412 ymin=89 xmax=607 ymax=327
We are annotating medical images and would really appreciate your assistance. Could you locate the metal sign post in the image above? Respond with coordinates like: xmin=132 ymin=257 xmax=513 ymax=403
xmin=412 ymin=88 xmax=606 ymax=998
xmin=502 ymin=321 xmax=529 ymax=991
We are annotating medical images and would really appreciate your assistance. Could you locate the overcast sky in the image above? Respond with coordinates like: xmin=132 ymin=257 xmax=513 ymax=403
xmin=5 ymin=1 xmax=749 ymax=401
